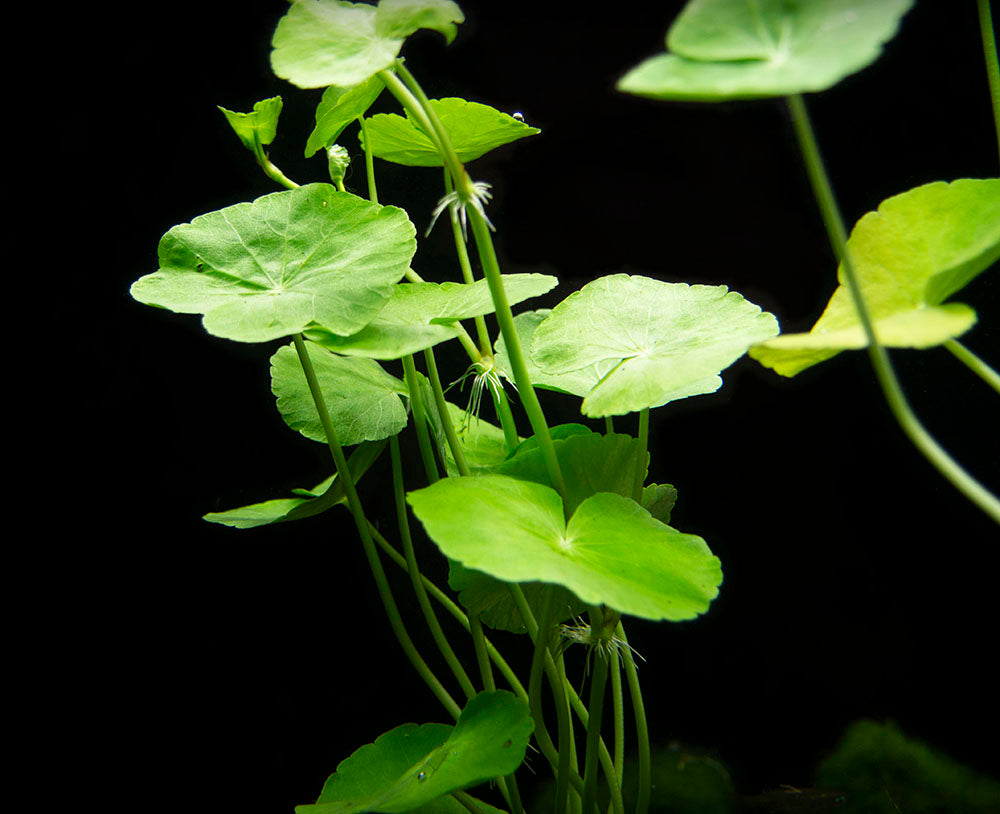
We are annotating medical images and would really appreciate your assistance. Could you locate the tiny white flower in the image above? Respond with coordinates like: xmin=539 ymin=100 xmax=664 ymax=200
xmin=426 ymin=180 xmax=496 ymax=240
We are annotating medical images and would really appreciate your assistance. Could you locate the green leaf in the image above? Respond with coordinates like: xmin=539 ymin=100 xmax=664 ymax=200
xmin=750 ymin=179 xmax=1000 ymax=376
xmin=305 ymin=75 xmax=385 ymax=157
xmin=203 ymin=440 xmax=386 ymax=528
xmin=306 ymin=274 xmax=557 ymax=359
xmin=407 ymin=475 xmax=722 ymax=622
xmin=420 ymin=386 xmax=519 ymax=478
xmin=618 ymin=0 xmax=913 ymax=100
xmin=271 ymin=0 xmax=462 ymax=90
xmin=218 ymin=96 xmax=283 ymax=153
xmin=271 ymin=342 xmax=408 ymax=446
xmin=375 ymin=0 xmax=465 ymax=45
xmin=360 ymin=98 xmax=541 ymax=167
xmin=130 ymin=185 xmax=416 ymax=343
xmin=530 ymin=275 xmax=779 ymax=416
xmin=297 ymin=691 xmax=531 ymax=814
xmin=494 ymin=310 xmax=598 ymax=398
xmin=642 ymin=483 xmax=678 ymax=525
xmin=448 ymin=561 xmax=584 ymax=634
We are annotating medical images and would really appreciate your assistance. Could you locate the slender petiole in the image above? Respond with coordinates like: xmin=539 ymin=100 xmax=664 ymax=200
xmin=292 ymin=334 xmax=460 ymax=720
xmin=357 ymin=115 xmax=378 ymax=204
xmin=617 ymin=622 xmax=650 ymax=814
xmin=977 ymin=0 xmax=1000 ymax=162
xmin=786 ymin=94 xmax=1000 ymax=525
xmin=423 ymin=347 xmax=472 ymax=477
xmin=945 ymin=339 xmax=1000 ymax=395
xmin=390 ymin=435 xmax=476 ymax=700
xmin=402 ymin=354 xmax=441 ymax=484
xmin=633 ymin=408 xmax=649 ymax=503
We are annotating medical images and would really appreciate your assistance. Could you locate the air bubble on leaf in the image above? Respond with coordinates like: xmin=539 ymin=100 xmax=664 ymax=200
xmin=416 ymin=771 xmax=427 ymax=782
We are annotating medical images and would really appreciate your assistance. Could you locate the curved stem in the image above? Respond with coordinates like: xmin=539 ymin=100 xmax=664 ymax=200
xmin=402 ymin=354 xmax=441 ymax=484
xmin=292 ymin=335 xmax=459 ymax=720
xmin=945 ymin=339 xmax=1000 ymax=394
xmin=978 ymin=0 xmax=1000 ymax=163
xmin=423 ymin=347 xmax=471 ymax=477
xmin=617 ymin=623 xmax=650 ymax=814
xmin=787 ymin=94 xmax=1000 ymax=525
xmin=367 ymin=522 xmax=528 ymax=702
xmin=391 ymin=435 xmax=476 ymax=700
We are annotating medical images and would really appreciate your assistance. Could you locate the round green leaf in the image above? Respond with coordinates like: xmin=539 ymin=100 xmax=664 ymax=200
xmin=751 ymin=179 xmax=1000 ymax=376
xmin=530 ymin=275 xmax=779 ymax=416
xmin=271 ymin=0 xmax=463 ymax=90
xmin=130 ymin=185 xmax=416 ymax=343
xmin=306 ymin=274 xmax=557 ymax=359
xmin=407 ymin=475 xmax=722 ymax=622
xmin=618 ymin=0 xmax=913 ymax=100
xmin=271 ymin=341 xmax=408 ymax=446
xmin=297 ymin=691 xmax=532 ymax=814
xmin=360 ymin=98 xmax=541 ymax=167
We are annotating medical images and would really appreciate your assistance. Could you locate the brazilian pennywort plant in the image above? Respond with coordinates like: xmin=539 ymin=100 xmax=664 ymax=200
xmin=131 ymin=1 xmax=1000 ymax=812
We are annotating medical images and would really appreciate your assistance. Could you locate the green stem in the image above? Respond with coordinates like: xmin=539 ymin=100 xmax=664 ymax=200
xmin=618 ymin=623 xmax=649 ymax=814
xmin=581 ymin=647 xmax=611 ymax=814
xmin=451 ymin=790 xmax=486 ymax=814
xmin=632 ymin=408 xmax=649 ymax=503
xmin=468 ymin=207 xmax=568 ymax=503
xmin=367 ymin=522 xmax=528 ymax=702
xmin=390 ymin=435 xmax=476 ymax=700
xmin=978 ymin=0 xmax=1000 ymax=163
xmin=946 ymin=339 xmax=1000 ymax=394
xmin=394 ymin=61 xmax=466 ymax=186
xmin=490 ymin=382 xmax=521 ymax=453
xmin=357 ymin=115 xmax=378 ymax=204
xmin=402 ymin=354 xmax=441 ymax=484
xmin=445 ymin=169 xmax=493 ymax=356
xmin=292 ymin=335 xmax=459 ymax=720
xmin=787 ymin=94 xmax=1000 ymax=526
xmin=251 ymin=137 xmax=299 ymax=190
xmin=610 ymin=647 xmax=625 ymax=794
xmin=423 ymin=347 xmax=472 ymax=477
xmin=604 ymin=416 xmax=615 ymax=436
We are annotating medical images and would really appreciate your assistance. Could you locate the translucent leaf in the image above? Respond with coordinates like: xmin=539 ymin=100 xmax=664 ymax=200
xmin=642 ymin=483 xmax=678 ymax=525
xmin=447 ymin=430 xmax=647 ymax=633
xmin=407 ymin=475 xmax=722 ymax=622
xmin=530 ymin=275 xmax=779 ymax=416
xmin=751 ymin=179 xmax=1000 ymax=376
xmin=494 ymin=310 xmax=598 ymax=397
xmin=203 ymin=441 xmax=386 ymax=528
xmin=130 ymin=185 xmax=416 ymax=343
xmin=306 ymin=274 xmax=557 ymax=359
xmin=360 ymin=98 xmax=540 ymax=167
xmin=618 ymin=0 xmax=913 ymax=100
xmin=271 ymin=341 xmax=408 ymax=446
xmin=305 ymin=75 xmax=385 ymax=158
xmin=375 ymin=0 xmax=464 ymax=45
xmin=271 ymin=0 xmax=463 ymax=90
xmin=218 ymin=96 xmax=283 ymax=152
xmin=297 ymin=691 xmax=531 ymax=814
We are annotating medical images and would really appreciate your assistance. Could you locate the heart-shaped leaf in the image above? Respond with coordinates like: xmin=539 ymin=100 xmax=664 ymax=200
xmin=618 ymin=0 xmax=913 ymax=100
xmin=271 ymin=341 xmax=408 ymax=446
xmin=360 ymin=98 xmax=540 ymax=166
xmin=530 ymin=275 xmax=779 ymax=416
xmin=305 ymin=75 xmax=386 ymax=157
xmin=218 ymin=96 xmax=283 ymax=153
xmin=297 ymin=691 xmax=532 ymax=814
xmin=306 ymin=274 xmax=557 ymax=359
xmin=271 ymin=0 xmax=463 ymax=90
xmin=750 ymin=179 xmax=1000 ymax=376
xmin=407 ymin=475 xmax=722 ymax=622
xmin=130 ymin=185 xmax=416 ymax=343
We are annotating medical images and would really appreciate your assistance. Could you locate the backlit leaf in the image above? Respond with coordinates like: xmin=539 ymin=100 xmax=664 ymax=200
xmin=271 ymin=0 xmax=463 ymax=90
xmin=618 ymin=0 xmax=913 ymax=100
xmin=530 ymin=275 xmax=779 ymax=416
xmin=360 ymin=98 xmax=540 ymax=167
xmin=218 ymin=96 xmax=283 ymax=153
xmin=408 ymin=475 xmax=722 ymax=622
xmin=305 ymin=75 xmax=385 ymax=157
xmin=130 ymin=185 xmax=416 ymax=343
xmin=750 ymin=179 xmax=1000 ymax=376
xmin=306 ymin=274 xmax=557 ymax=359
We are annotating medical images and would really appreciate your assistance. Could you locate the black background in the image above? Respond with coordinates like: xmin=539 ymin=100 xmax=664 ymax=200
xmin=56 ymin=1 xmax=999 ymax=811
